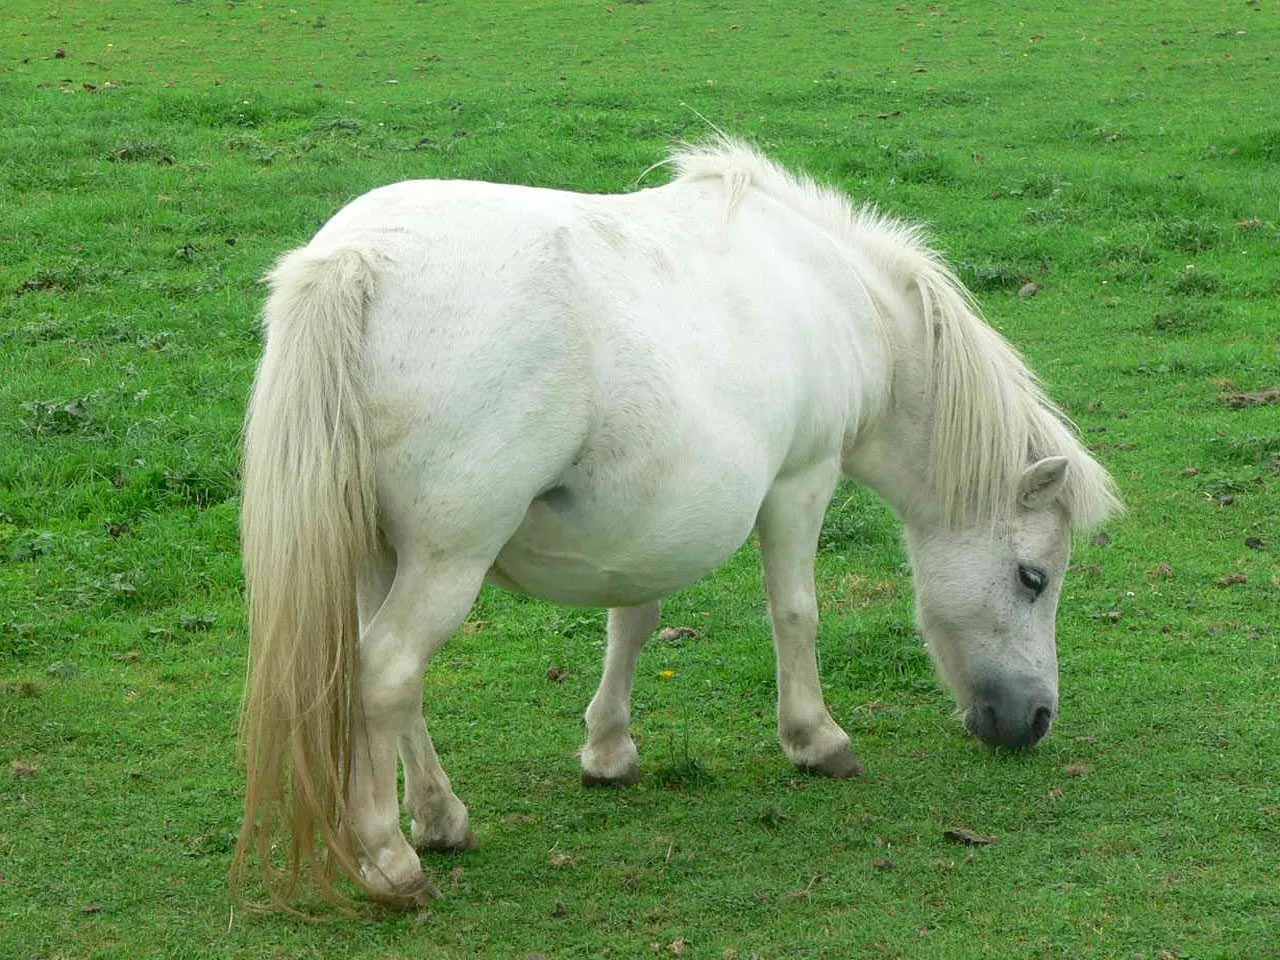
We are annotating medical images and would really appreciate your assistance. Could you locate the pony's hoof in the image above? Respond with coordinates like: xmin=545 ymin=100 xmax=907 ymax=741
xmin=401 ymin=872 xmax=441 ymax=905
xmin=582 ymin=764 xmax=642 ymax=788
xmin=414 ymin=827 xmax=477 ymax=853
xmin=798 ymin=745 xmax=865 ymax=779
xmin=368 ymin=870 xmax=440 ymax=908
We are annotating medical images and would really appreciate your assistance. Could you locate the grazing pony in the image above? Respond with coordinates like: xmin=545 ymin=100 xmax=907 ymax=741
xmin=232 ymin=141 xmax=1119 ymax=906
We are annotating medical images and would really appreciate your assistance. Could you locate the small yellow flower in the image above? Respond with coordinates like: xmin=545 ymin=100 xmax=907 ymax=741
xmin=658 ymin=669 xmax=677 ymax=680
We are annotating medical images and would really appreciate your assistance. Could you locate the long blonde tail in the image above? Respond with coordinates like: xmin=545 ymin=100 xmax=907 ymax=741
xmin=231 ymin=245 xmax=379 ymax=907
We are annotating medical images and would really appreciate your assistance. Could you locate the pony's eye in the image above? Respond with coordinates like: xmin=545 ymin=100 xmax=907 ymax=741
xmin=1018 ymin=565 xmax=1047 ymax=597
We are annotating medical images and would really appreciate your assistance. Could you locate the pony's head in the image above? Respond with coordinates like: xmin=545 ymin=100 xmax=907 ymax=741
xmin=906 ymin=457 xmax=1076 ymax=748
xmin=885 ymin=256 xmax=1120 ymax=750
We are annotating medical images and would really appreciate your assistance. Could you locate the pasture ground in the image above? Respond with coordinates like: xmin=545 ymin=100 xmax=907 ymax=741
xmin=2 ymin=1 xmax=1278 ymax=957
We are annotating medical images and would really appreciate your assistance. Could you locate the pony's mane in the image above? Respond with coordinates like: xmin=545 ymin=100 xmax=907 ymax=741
xmin=670 ymin=139 xmax=1121 ymax=531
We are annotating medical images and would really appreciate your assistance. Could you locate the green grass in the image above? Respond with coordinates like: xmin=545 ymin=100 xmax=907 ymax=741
xmin=2 ymin=1 xmax=1278 ymax=957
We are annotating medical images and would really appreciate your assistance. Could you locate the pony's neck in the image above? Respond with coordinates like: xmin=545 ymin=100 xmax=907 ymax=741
xmin=840 ymin=285 xmax=942 ymax=529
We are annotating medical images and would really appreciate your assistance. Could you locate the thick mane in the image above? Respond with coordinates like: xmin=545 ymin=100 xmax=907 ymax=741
xmin=914 ymin=267 xmax=1121 ymax=531
xmin=670 ymin=139 xmax=1121 ymax=531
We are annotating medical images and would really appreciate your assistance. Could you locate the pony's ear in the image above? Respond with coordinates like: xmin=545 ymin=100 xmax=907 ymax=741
xmin=1019 ymin=456 xmax=1069 ymax=510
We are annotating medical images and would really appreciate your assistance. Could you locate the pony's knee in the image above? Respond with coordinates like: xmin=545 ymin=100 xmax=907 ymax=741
xmin=359 ymin=659 xmax=424 ymax=721
xmin=770 ymin=600 xmax=818 ymax=636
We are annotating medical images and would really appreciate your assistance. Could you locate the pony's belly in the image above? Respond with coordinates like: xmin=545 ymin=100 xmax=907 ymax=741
xmin=485 ymin=551 xmax=680 ymax=607
xmin=489 ymin=499 xmax=756 ymax=608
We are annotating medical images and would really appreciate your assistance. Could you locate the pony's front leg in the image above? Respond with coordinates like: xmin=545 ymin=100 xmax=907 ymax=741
xmin=757 ymin=464 xmax=864 ymax=778
xmin=349 ymin=561 xmax=485 ymax=903
xmin=581 ymin=601 xmax=660 ymax=786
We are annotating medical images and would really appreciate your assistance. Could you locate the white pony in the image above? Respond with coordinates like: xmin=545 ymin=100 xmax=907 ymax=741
xmin=232 ymin=141 xmax=1119 ymax=907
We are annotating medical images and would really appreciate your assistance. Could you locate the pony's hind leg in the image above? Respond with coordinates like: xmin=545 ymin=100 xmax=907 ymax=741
xmin=362 ymin=542 xmax=476 ymax=854
xmin=581 ymin=601 xmax=660 ymax=786
xmin=401 ymin=714 xmax=476 ymax=852
xmin=358 ymin=536 xmax=397 ymax=625
xmin=757 ymin=463 xmax=863 ymax=778
xmin=348 ymin=559 xmax=488 ymax=903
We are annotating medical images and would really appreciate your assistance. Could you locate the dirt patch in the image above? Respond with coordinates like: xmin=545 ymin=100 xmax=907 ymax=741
xmin=1222 ymin=387 xmax=1279 ymax=408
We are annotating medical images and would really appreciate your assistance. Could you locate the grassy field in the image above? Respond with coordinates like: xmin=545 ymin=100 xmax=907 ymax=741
xmin=2 ymin=1 xmax=1278 ymax=957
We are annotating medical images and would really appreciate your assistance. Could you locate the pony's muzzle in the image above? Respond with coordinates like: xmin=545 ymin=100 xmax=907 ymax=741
xmin=964 ymin=677 xmax=1057 ymax=749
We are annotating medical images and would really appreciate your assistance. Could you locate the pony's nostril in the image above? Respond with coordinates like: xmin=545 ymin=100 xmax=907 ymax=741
xmin=1029 ymin=705 xmax=1053 ymax=742
xmin=965 ymin=703 xmax=1000 ymax=744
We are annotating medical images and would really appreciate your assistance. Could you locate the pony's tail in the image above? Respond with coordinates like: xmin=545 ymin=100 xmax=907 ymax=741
xmin=230 ymin=245 xmax=380 ymax=909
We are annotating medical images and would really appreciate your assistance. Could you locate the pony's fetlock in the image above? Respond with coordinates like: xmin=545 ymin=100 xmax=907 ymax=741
xmin=580 ymin=734 xmax=640 ymax=786
xmin=409 ymin=793 xmax=476 ymax=852
xmin=797 ymin=741 xmax=865 ymax=779
xmin=779 ymin=717 xmax=858 ymax=774
xmin=360 ymin=840 xmax=435 ymax=905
